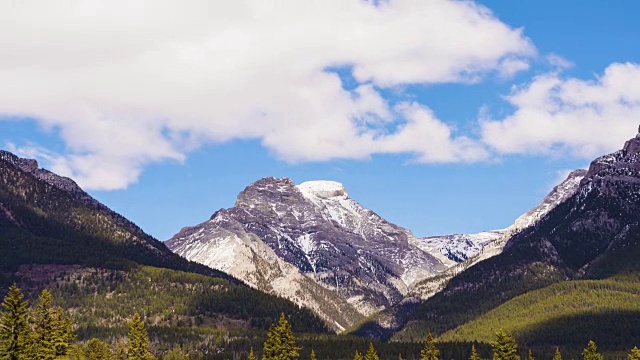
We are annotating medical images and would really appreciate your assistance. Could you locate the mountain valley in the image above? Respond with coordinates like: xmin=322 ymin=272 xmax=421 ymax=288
xmin=3 ymin=131 xmax=640 ymax=357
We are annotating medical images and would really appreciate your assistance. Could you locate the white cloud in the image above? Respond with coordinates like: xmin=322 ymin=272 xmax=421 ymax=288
xmin=0 ymin=0 xmax=533 ymax=190
xmin=481 ymin=62 xmax=640 ymax=159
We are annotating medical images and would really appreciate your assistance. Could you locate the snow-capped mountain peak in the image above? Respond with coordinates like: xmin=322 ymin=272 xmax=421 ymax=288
xmin=167 ymin=176 xmax=446 ymax=331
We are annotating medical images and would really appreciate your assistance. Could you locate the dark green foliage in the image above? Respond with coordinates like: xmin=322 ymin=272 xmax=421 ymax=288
xmin=85 ymin=338 xmax=113 ymax=360
xmin=353 ymin=350 xmax=363 ymax=360
xmin=582 ymin=341 xmax=603 ymax=360
xmin=0 ymin=154 xmax=229 ymax=278
xmin=491 ymin=330 xmax=519 ymax=360
xmin=310 ymin=348 xmax=317 ymax=360
xmin=527 ymin=349 xmax=534 ymax=360
xmin=248 ymin=347 xmax=256 ymax=360
xmin=127 ymin=312 xmax=154 ymax=360
xmin=420 ymin=333 xmax=439 ymax=360
xmin=0 ymin=284 xmax=28 ymax=360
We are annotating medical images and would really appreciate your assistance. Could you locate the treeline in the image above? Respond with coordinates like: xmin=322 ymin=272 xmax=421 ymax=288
xmin=435 ymin=278 xmax=640 ymax=352
xmin=4 ymin=284 xmax=640 ymax=360
xmin=0 ymin=264 xmax=327 ymax=346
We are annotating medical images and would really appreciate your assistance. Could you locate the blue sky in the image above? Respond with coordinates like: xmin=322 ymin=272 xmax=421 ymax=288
xmin=1 ymin=1 xmax=639 ymax=240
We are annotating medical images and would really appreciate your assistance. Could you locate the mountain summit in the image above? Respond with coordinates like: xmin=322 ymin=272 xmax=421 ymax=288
xmin=167 ymin=177 xmax=447 ymax=331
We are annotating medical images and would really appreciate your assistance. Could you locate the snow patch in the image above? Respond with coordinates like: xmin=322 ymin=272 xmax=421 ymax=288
xmin=297 ymin=181 xmax=348 ymax=199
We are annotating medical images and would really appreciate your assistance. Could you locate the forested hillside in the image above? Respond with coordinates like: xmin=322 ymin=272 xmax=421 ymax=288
xmin=0 ymin=151 xmax=329 ymax=353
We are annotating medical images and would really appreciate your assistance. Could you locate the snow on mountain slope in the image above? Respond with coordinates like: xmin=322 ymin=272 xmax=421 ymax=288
xmin=409 ymin=169 xmax=587 ymax=300
xmin=167 ymin=177 xmax=447 ymax=331
xmin=418 ymin=169 xmax=587 ymax=264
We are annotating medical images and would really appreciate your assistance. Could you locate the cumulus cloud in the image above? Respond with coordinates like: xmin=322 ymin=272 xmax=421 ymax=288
xmin=481 ymin=62 xmax=640 ymax=159
xmin=0 ymin=0 xmax=533 ymax=190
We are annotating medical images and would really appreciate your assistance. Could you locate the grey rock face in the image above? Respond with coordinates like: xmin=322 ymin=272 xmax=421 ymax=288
xmin=167 ymin=177 xmax=446 ymax=330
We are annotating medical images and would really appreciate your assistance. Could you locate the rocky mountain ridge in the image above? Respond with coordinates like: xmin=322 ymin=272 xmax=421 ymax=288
xmin=167 ymin=177 xmax=448 ymax=331
xmin=419 ymin=169 xmax=587 ymax=264
xmin=387 ymin=131 xmax=640 ymax=342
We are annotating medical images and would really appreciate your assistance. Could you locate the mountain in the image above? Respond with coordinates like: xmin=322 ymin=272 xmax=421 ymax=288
xmin=389 ymin=131 xmax=640 ymax=350
xmin=167 ymin=178 xmax=448 ymax=331
xmin=418 ymin=169 xmax=587 ymax=264
xmin=0 ymin=150 xmax=328 ymax=350
xmin=348 ymin=168 xmax=586 ymax=337
xmin=0 ymin=149 xmax=196 ymax=271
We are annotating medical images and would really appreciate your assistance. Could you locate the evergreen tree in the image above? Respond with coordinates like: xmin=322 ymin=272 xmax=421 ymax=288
xmin=353 ymin=350 xmax=363 ymax=360
xmin=262 ymin=324 xmax=280 ymax=360
xmin=310 ymin=348 xmax=317 ymax=360
xmin=398 ymin=353 xmax=404 ymax=360
xmin=248 ymin=347 xmax=256 ymax=360
xmin=261 ymin=313 xmax=301 ymax=360
xmin=127 ymin=313 xmax=154 ymax=360
xmin=582 ymin=341 xmax=603 ymax=360
xmin=527 ymin=349 xmax=534 ymax=360
xmin=51 ymin=307 xmax=75 ymax=356
xmin=553 ymin=348 xmax=562 ymax=360
xmin=469 ymin=344 xmax=480 ymax=360
xmin=364 ymin=342 xmax=379 ymax=360
xmin=0 ymin=284 xmax=28 ymax=360
xmin=491 ymin=330 xmax=519 ymax=360
xmin=85 ymin=338 xmax=113 ymax=360
xmin=24 ymin=289 xmax=62 ymax=360
xmin=629 ymin=347 xmax=640 ymax=360
xmin=420 ymin=333 xmax=439 ymax=360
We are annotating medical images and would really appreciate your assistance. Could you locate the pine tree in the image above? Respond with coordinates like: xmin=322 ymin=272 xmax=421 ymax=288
xmin=398 ymin=353 xmax=404 ymax=360
xmin=421 ymin=333 xmax=439 ymax=360
xmin=24 ymin=289 xmax=58 ymax=360
xmin=491 ymin=329 xmax=519 ymax=360
xmin=469 ymin=344 xmax=480 ymax=360
xmin=553 ymin=348 xmax=562 ymax=360
xmin=364 ymin=342 xmax=379 ymax=360
xmin=261 ymin=313 xmax=301 ymax=360
xmin=278 ymin=313 xmax=301 ymax=360
xmin=0 ymin=284 xmax=29 ymax=360
xmin=527 ymin=349 xmax=534 ymax=360
xmin=51 ymin=306 xmax=74 ymax=356
xmin=85 ymin=338 xmax=113 ymax=360
xmin=310 ymin=348 xmax=317 ymax=360
xmin=353 ymin=350 xmax=363 ymax=360
xmin=262 ymin=324 xmax=280 ymax=360
xmin=582 ymin=341 xmax=603 ymax=360
xmin=127 ymin=312 xmax=154 ymax=360
xmin=248 ymin=347 xmax=256 ymax=360
xmin=629 ymin=347 xmax=640 ymax=360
